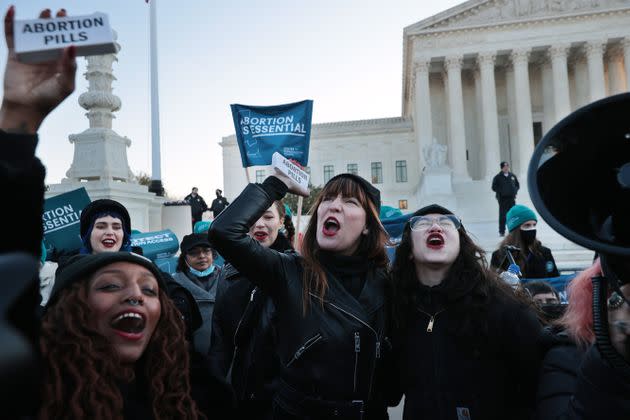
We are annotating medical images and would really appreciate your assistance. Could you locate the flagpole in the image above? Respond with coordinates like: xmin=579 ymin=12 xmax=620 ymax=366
xmin=294 ymin=196 xmax=303 ymax=250
xmin=148 ymin=0 xmax=164 ymax=196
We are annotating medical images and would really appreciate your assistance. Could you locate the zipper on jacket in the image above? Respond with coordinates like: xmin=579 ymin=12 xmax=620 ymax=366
xmin=233 ymin=288 xmax=258 ymax=348
xmin=286 ymin=333 xmax=323 ymax=367
xmin=310 ymin=293 xmax=381 ymax=400
xmin=416 ymin=307 xmax=446 ymax=333
xmin=353 ymin=332 xmax=360 ymax=393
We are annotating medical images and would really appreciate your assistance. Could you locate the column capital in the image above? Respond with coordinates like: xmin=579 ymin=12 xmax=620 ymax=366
xmin=548 ymin=43 xmax=571 ymax=60
xmin=413 ymin=60 xmax=431 ymax=74
xmin=477 ymin=51 xmax=496 ymax=68
xmin=444 ymin=55 xmax=463 ymax=71
xmin=584 ymin=40 xmax=607 ymax=57
xmin=510 ymin=48 xmax=531 ymax=65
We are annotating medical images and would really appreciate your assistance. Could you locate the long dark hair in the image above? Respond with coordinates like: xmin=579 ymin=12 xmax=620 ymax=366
xmin=390 ymin=220 xmax=532 ymax=345
xmin=301 ymin=177 xmax=389 ymax=310
xmin=498 ymin=227 xmax=544 ymax=269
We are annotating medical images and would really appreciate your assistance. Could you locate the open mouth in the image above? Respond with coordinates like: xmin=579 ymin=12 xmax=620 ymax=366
xmin=426 ymin=233 xmax=445 ymax=249
xmin=110 ymin=312 xmax=146 ymax=338
xmin=322 ymin=217 xmax=340 ymax=237
xmin=253 ymin=231 xmax=268 ymax=241
xmin=102 ymin=238 xmax=117 ymax=248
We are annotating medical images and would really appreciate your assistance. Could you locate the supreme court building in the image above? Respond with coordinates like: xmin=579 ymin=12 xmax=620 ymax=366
xmin=220 ymin=0 xmax=630 ymax=221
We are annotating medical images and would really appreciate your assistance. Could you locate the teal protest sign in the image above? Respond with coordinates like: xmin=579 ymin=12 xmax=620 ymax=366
xmin=231 ymin=100 xmax=313 ymax=167
xmin=42 ymin=187 xmax=91 ymax=255
xmin=130 ymin=229 xmax=179 ymax=261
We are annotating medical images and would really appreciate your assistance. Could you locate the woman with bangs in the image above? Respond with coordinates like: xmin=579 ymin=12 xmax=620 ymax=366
xmin=388 ymin=204 xmax=544 ymax=420
xmin=209 ymin=172 xmax=391 ymax=419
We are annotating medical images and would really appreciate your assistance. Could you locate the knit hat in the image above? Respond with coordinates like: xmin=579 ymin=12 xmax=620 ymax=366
xmin=506 ymin=204 xmax=537 ymax=232
xmin=47 ymin=252 xmax=165 ymax=308
xmin=412 ymin=203 xmax=455 ymax=217
xmin=326 ymin=173 xmax=381 ymax=213
xmin=80 ymin=199 xmax=131 ymax=237
xmin=180 ymin=233 xmax=212 ymax=255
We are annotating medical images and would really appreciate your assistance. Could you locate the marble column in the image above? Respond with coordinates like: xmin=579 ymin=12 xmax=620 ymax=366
xmin=585 ymin=40 xmax=607 ymax=102
xmin=414 ymin=60 xmax=433 ymax=168
xmin=477 ymin=52 xmax=501 ymax=179
xmin=608 ymin=44 xmax=627 ymax=94
xmin=444 ymin=55 xmax=469 ymax=180
xmin=624 ymin=38 xmax=630 ymax=92
xmin=549 ymin=44 xmax=572 ymax=122
xmin=511 ymin=48 xmax=534 ymax=177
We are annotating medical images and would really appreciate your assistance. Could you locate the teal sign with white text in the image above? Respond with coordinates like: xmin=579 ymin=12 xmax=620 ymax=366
xmin=42 ymin=187 xmax=91 ymax=255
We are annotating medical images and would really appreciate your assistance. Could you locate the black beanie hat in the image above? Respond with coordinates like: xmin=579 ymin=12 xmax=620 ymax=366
xmin=412 ymin=203 xmax=455 ymax=217
xmin=180 ymin=233 xmax=212 ymax=255
xmin=326 ymin=173 xmax=381 ymax=213
xmin=47 ymin=252 xmax=165 ymax=309
xmin=80 ymin=199 xmax=131 ymax=237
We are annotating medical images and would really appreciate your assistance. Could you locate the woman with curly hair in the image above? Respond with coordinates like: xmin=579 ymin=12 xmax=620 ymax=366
xmin=40 ymin=252 xmax=201 ymax=420
xmin=388 ymin=204 xmax=544 ymax=420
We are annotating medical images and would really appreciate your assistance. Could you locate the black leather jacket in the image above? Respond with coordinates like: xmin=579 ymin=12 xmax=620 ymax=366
xmin=208 ymin=182 xmax=389 ymax=419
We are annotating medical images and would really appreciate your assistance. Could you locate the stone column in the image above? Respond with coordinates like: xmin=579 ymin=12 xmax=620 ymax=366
xmin=477 ymin=52 xmax=501 ymax=179
xmin=444 ymin=55 xmax=469 ymax=180
xmin=607 ymin=44 xmax=627 ymax=94
xmin=414 ymin=60 xmax=433 ymax=168
xmin=511 ymin=48 xmax=534 ymax=177
xmin=624 ymin=38 xmax=630 ymax=91
xmin=549 ymin=44 xmax=572 ymax=122
xmin=585 ymin=40 xmax=607 ymax=102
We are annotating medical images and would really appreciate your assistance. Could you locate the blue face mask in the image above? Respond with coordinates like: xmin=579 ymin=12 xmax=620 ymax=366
xmin=187 ymin=263 xmax=215 ymax=277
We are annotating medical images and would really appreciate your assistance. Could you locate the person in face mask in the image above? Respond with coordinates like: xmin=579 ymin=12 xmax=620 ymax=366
xmin=172 ymin=233 xmax=221 ymax=354
xmin=491 ymin=204 xmax=560 ymax=279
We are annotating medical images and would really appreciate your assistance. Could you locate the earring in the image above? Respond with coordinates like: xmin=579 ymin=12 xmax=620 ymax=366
xmin=362 ymin=228 xmax=369 ymax=235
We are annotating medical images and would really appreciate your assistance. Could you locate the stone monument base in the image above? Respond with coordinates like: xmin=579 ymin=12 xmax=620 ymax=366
xmin=47 ymin=179 xmax=165 ymax=233
xmin=416 ymin=166 xmax=457 ymax=211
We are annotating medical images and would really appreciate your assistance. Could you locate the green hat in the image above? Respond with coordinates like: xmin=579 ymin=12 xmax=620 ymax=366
xmin=506 ymin=205 xmax=537 ymax=232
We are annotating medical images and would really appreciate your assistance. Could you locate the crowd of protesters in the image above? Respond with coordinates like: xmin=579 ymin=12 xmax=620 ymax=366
xmin=1 ymin=6 xmax=629 ymax=420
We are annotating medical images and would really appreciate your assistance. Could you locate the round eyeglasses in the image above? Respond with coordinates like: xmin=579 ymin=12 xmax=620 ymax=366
xmin=409 ymin=215 xmax=462 ymax=231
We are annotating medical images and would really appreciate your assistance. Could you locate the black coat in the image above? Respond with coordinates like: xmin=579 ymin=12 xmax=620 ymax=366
xmin=491 ymin=171 xmax=519 ymax=199
xmin=491 ymin=246 xmax=560 ymax=278
xmin=536 ymin=342 xmax=630 ymax=419
xmin=389 ymin=282 xmax=544 ymax=420
xmin=185 ymin=193 xmax=208 ymax=218
xmin=209 ymin=182 xmax=389 ymax=419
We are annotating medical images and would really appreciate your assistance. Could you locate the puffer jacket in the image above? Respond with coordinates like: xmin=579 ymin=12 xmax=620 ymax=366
xmin=208 ymin=180 xmax=390 ymax=420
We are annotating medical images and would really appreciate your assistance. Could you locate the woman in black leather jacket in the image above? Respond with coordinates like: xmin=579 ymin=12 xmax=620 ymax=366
xmin=209 ymin=172 xmax=390 ymax=420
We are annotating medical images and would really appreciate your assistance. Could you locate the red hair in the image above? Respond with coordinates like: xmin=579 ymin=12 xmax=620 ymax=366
xmin=558 ymin=259 xmax=601 ymax=348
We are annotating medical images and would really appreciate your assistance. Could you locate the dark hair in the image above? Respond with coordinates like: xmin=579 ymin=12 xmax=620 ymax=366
xmin=301 ymin=176 xmax=389 ymax=311
xmin=498 ymin=228 xmax=544 ymax=269
xmin=500 ymin=161 xmax=509 ymax=168
xmin=390 ymin=220 xmax=534 ymax=347
xmin=39 ymin=280 xmax=200 ymax=419
xmin=523 ymin=280 xmax=559 ymax=300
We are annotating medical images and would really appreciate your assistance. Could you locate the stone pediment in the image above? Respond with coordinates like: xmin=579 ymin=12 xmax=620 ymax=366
xmin=406 ymin=0 xmax=630 ymax=33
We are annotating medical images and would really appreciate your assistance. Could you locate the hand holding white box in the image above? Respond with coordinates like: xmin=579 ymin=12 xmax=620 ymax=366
xmin=272 ymin=152 xmax=310 ymax=197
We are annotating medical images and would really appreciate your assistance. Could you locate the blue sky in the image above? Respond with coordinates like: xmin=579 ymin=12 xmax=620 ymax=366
xmin=0 ymin=0 xmax=462 ymax=199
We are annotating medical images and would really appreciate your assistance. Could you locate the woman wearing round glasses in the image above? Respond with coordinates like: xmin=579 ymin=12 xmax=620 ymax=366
xmin=387 ymin=204 xmax=544 ymax=420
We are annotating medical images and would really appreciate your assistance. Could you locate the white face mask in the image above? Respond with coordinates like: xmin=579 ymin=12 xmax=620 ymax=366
xmin=187 ymin=263 xmax=215 ymax=277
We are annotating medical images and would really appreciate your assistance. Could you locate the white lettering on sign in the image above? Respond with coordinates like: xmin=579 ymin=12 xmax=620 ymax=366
xmin=272 ymin=152 xmax=310 ymax=190
xmin=42 ymin=205 xmax=82 ymax=233
xmin=240 ymin=114 xmax=307 ymax=137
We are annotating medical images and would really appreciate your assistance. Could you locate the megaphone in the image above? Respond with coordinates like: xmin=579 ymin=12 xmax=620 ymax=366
xmin=528 ymin=92 xmax=630 ymax=372
xmin=528 ymin=92 xmax=630 ymax=256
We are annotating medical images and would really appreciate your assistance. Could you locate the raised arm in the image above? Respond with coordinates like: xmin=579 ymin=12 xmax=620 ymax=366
xmin=208 ymin=175 xmax=306 ymax=296
xmin=0 ymin=7 xmax=76 ymax=257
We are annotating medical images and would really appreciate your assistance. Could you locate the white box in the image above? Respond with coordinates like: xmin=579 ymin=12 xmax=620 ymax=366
xmin=272 ymin=152 xmax=310 ymax=191
xmin=14 ymin=12 xmax=116 ymax=63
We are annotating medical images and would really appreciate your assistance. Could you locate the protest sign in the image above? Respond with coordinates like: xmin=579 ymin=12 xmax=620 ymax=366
xmin=14 ymin=12 xmax=116 ymax=63
xmin=130 ymin=229 xmax=179 ymax=261
xmin=230 ymin=100 xmax=313 ymax=167
xmin=42 ymin=187 xmax=91 ymax=255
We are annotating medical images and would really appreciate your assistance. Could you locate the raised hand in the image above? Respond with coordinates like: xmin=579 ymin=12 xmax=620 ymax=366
xmin=0 ymin=6 xmax=77 ymax=134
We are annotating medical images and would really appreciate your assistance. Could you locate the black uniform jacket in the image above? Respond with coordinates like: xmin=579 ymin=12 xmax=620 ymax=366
xmin=492 ymin=171 xmax=519 ymax=199
xmin=209 ymin=182 xmax=389 ymax=419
